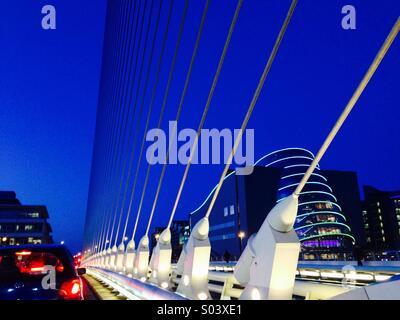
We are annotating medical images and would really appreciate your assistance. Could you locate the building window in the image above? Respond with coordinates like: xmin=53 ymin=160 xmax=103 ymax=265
xmin=230 ymin=205 xmax=235 ymax=216
xmin=224 ymin=207 xmax=228 ymax=217
xmin=379 ymin=215 xmax=382 ymax=221
xmin=24 ymin=225 xmax=33 ymax=231
xmin=28 ymin=213 xmax=39 ymax=218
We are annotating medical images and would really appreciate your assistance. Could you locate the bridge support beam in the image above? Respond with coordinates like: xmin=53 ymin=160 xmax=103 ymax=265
xmin=234 ymin=194 xmax=300 ymax=300
xmin=149 ymin=228 xmax=172 ymax=289
xmin=110 ymin=245 xmax=118 ymax=271
xmin=116 ymin=242 xmax=125 ymax=273
xmin=133 ymin=235 xmax=150 ymax=281
xmin=176 ymin=217 xmax=211 ymax=300
xmin=105 ymin=248 xmax=112 ymax=270
xmin=124 ymin=239 xmax=136 ymax=277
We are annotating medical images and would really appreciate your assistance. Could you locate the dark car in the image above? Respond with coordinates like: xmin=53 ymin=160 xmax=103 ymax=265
xmin=0 ymin=244 xmax=86 ymax=300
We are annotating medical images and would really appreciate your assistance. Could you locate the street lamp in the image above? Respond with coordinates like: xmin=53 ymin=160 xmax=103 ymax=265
xmin=2 ymin=237 xmax=7 ymax=242
xmin=238 ymin=231 xmax=245 ymax=254
xmin=60 ymin=240 xmax=65 ymax=245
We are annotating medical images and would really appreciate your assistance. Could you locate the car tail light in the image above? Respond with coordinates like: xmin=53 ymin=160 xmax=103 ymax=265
xmin=60 ymin=279 xmax=82 ymax=300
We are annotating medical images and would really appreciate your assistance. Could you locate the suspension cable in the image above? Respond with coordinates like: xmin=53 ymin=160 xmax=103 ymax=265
xmin=111 ymin=0 xmax=150 ymax=247
xmin=167 ymin=0 xmax=244 ymax=228
xmin=107 ymin=0 xmax=144 ymax=248
xmin=146 ymin=0 xmax=209 ymax=234
xmin=205 ymin=0 xmax=298 ymax=219
xmin=294 ymin=17 xmax=400 ymax=197
xmin=137 ymin=0 xmax=189 ymax=237
xmin=120 ymin=0 xmax=163 ymax=243
xmin=100 ymin=0 xmax=137 ymax=252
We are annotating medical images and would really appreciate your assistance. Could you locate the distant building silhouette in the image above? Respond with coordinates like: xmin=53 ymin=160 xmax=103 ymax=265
xmin=0 ymin=191 xmax=53 ymax=246
xmin=362 ymin=186 xmax=400 ymax=251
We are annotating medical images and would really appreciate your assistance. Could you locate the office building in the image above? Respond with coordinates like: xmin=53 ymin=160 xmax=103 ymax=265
xmin=362 ymin=186 xmax=400 ymax=251
xmin=0 ymin=191 xmax=53 ymax=246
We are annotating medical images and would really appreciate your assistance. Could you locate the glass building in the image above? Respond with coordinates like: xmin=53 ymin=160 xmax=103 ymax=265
xmin=256 ymin=148 xmax=355 ymax=260
xmin=190 ymin=148 xmax=357 ymax=261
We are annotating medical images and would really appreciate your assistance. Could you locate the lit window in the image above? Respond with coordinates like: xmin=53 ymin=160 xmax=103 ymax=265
xmin=25 ymin=225 xmax=33 ymax=231
xmin=382 ymin=237 xmax=386 ymax=242
xmin=380 ymin=223 xmax=384 ymax=228
xmin=230 ymin=205 xmax=235 ymax=216
xmin=223 ymin=207 xmax=228 ymax=217
xmin=381 ymin=229 xmax=385 ymax=235
xmin=379 ymin=215 xmax=382 ymax=221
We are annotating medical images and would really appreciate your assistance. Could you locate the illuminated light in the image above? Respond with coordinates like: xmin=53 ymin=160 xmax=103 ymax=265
xmin=278 ymin=181 xmax=333 ymax=193
xmin=238 ymin=231 xmax=245 ymax=239
xmin=296 ymin=211 xmax=347 ymax=222
xmin=140 ymin=277 xmax=147 ymax=282
xmin=60 ymin=241 xmax=65 ymax=245
xmin=32 ymin=288 xmax=38 ymax=291
xmin=154 ymin=234 xmax=160 ymax=240
xmin=15 ymin=251 xmax=32 ymax=256
xmin=299 ymin=270 xmax=320 ymax=277
xmin=30 ymin=267 xmax=45 ymax=273
xmin=2 ymin=237 xmax=7 ymax=242
xmin=134 ymin=268 xmax=138 ymax=274
xmin=198 ymin=292 xmax=208 ymax=300
xmin=183 ymin=275 xmax=190 ymax=286
xmin=124 ymin=237 xmax=128 ymax=241
xmin=293 ymin=190 xmax=338 ymax=202
xmin=254 ymin=147 xmax=316 ymax=166
xmin=300 ymin=233 xmax=356 ymax=243
xmin=295 ymin=221 xmax=351 ymax=232
xmin=320 ymin=271 xmax=344 ymax=279
xmin=161 ymin=282 xmax=169 ymax=289
xmin=7 ymin=288 xmax=14 ymax=293
xmin=298 ymin=200 xmax=342 ymax=211
xmin=345 ymin=273 xmax=373 ymax=281
xmin=284 ymin=164 xmax=319 ymax=170
xmin=263 ymin=156 xmax=315 ymax=169
xmin=375 ymin=275 xmax=392 ymax=282
xmin=251 ymin=288 xmax=261 ymax=300
xmin=71 ymin=283 xmax=80 ymax=295
xmin=281 ymin=172 xmax=327 ymax=182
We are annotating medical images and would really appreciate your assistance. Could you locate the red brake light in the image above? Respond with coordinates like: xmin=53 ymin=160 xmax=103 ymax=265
xmin=60 ymin=279 xmax=82 ymax=300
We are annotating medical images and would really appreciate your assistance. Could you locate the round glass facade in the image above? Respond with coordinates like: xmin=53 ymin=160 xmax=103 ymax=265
xmin=256 ymin=148 xmax=355 ymax=260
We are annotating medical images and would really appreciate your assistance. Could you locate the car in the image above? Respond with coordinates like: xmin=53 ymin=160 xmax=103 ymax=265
xmin=0 ymin=244 xmax=86 ymax=300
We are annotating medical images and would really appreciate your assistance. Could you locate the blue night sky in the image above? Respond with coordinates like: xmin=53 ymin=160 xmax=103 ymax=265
xmin=0 ymin=0 xmax=399 ymax=253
